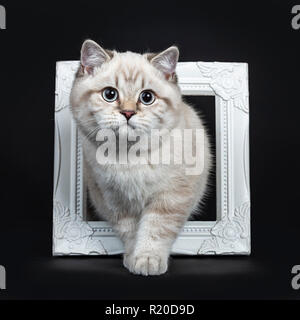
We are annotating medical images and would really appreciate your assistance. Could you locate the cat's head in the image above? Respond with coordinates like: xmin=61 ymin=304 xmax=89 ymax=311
xmin=70 ymin=40 xmax=182 ymax=140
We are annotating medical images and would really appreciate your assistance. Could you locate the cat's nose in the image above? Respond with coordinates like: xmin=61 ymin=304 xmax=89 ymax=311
xmin=120 ymin=110 xmax=136 ymax=120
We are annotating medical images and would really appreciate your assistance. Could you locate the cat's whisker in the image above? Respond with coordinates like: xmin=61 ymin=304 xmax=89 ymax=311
xmin=81 ymin=125 xmax=102 ymax=144
xmin=133 ymin=119 xmax=151 ymax=126
xmin=131 ymin=123 xmax=149 ymax=131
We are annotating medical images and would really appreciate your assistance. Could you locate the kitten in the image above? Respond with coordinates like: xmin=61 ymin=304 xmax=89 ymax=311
xmin=70 ymin=40 xmax=212 ymax=276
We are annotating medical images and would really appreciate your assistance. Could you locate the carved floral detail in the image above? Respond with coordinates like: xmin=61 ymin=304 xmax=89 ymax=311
xmin=53 ymin=200 xmax=106 ymax=254
xmin=55 ymin=62 xmax=79 ymax=112
xmin=198 ymin=202 xmax=250 ymax=254
xmin=196 ymin=62 xmax=249 ymax=113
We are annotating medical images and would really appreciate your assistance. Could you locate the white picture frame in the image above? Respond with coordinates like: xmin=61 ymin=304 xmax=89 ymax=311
xmin=53 ymin=61 xmax=250 ymax=256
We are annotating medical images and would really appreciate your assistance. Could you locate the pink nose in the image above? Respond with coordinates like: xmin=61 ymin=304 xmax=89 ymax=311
xmin=120 ymin=110 xmax=136 ymax=120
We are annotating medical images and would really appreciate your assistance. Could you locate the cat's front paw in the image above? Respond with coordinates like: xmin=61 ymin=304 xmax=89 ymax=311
xmin=124 ymin=252 xmax=168 ymax=276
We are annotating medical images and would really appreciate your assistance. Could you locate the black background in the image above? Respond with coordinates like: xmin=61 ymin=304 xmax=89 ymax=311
xmin=0 ymin=0 xmax=299 ymax=300
xmin=185 ymin=96 xmax=216 ymax=221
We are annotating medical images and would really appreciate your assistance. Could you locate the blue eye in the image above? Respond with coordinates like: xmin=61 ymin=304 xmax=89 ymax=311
xmin=139 ymin=90 xmax=155 ymax=105
xmin=102 ymin=87 xmax=118 ymax=102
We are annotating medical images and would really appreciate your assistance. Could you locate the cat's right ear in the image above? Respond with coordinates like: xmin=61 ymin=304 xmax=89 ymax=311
xmin=80 ymin=40 xmax=111 ymax=75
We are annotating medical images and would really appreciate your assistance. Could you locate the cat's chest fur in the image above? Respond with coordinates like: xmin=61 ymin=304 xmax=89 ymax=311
xmin=83 ymin=139 xmax=165 ymax=216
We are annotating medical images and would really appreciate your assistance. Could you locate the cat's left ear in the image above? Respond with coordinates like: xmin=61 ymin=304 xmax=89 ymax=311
xmin=150 ymin=46 xmax=179 ymax=80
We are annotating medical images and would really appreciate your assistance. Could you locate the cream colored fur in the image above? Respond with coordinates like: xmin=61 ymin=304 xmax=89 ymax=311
xmin=70 ymin=40 xmax=212 ymax=276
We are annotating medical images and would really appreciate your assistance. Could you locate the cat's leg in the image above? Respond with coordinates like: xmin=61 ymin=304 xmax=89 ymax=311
xmin=125 ymin=196 xmax=193 ymax=276
xmin=112 ymin=217 xmax=138 ymax=269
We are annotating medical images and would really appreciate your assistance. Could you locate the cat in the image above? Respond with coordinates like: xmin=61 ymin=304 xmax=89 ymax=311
xmin=70 ymin=39 xmax=212 ymax=276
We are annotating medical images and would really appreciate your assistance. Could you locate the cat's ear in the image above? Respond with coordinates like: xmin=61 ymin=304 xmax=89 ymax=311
xmin=80 ymin=40 xmax=111 ymax=75
xmin=150 ymin=46 xmax=179 ymax=80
